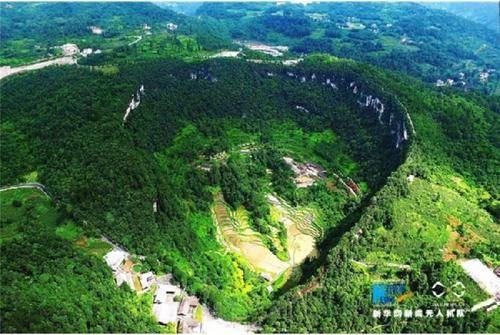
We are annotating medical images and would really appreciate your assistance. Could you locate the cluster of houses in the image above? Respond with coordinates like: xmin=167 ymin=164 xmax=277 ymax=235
xmin=436 ymin=68 xmax=495 ymax=88
xmin=143 ymin=24 xmax=152 ymax=35
xmin=103 ymin=243 xmax=203 ymax=333
xmin=479 ymin=69 xmax=495 ymax=82
xmin=436 ymin=78 xmax=461 ymax=87
xmin=282 ymin=156 xmax=362 ymax=197
xmin=283 ymin=156 xmax=327 ymax=188
xmin=58 ymin=43 xmax=101 ymax=58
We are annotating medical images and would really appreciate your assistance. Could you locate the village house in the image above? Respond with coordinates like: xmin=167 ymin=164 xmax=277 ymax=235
xmin=178 ymin=296 xmax=200 ymax=317
xmin=197 ymin=163 xmax=212 ymax=172
xmin=104 ymin=249 xmax=128 ymax=270
xmin=89 ymin=26 xmax=103 ymax=34
xmin=179 ymin=318 xmax=201 ymax=334
xmin=153 ymin=283 xmax=181 ymax=325
xmin=114 ymin=269 xmax=135 ymax=290
xmin=81 ymin=48 xmax=93 ymax=57
xmin=140 ymin=271 xmax=155 ymax=291
xmin=167 ymin=22 xmax=178 ymax=31
xmin=60 ymin=43 xmax=79 ymax=56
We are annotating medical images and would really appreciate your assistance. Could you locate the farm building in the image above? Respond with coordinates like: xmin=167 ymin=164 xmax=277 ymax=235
xmin=114 ymin=270 xmax=134 ymax=290
xmin=283 ymin=156 xmax=327 ymax=188
xmin=80 ymin=48 xmax=93 ymax=57
xmin=89 ymin=26 xmax=103 ymax=34
xmin=60 ymin=43 xmax=79 ymax=56
xmin=167 ymin=22 xmax=178 ymax=30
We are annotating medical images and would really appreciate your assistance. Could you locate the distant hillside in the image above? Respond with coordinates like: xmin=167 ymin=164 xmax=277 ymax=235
xmin=0 ymin=2 xmax=181 ymax=41
xmin=424 ymin=2 xmax=499 ymax=32
xmin=0 ymin=2 xmax=230 ymax=66
xmin=155 ymin=2 xmax=203 ymax=15
xmin=196 ymin=2 xmax=500 ymax=95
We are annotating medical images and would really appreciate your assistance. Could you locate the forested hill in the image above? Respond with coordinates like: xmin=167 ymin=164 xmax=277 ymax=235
xmin=0 ymin=57 xmax=401 ymax=325
xmin=1 ymin=53 xmax=498 ymax=332
xmin=259 ymin=57 xmax=500 ymax=333
xmin=195 ymin=2 xmax=500 ymax=95
xmin=0 ymin=2 xmax=181 ymax=40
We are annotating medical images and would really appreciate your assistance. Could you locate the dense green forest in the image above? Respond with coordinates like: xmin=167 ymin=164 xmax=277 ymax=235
xmin=0 ymin=57 xmax=406 ymax=323
xmin=0 ymin=2 xmax=499 ymax=333
xmin=424 ymin=2 xmax=500 ymax=31
xmin=1 ymin=54 xmax=498 ymax=332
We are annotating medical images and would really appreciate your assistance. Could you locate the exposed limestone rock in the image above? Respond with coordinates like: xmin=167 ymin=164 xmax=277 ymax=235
xmin=295 ymin=105 xmax=310 ymax=113
xmin=123 ymin=85 xmax=145 ymax=124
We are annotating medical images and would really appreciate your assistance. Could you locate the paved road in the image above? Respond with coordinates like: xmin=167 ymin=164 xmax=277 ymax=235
xmin=0 ymin=56 xmax=76 ymax=80
xmin=0 ymin=182 xmax=52 ymax=198
xmin=128 ymin=35 xmax=142 ymax=46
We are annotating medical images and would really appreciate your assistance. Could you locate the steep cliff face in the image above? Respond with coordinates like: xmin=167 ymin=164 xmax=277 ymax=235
xmin=123 ymin=84 xmax=145 ymax=124
xmin=272 ymin=67 xmax=414 ymax=151
xmin=122 ymin=59 xmax=409 ymax=186
xmin=168 ymin=59 xmax=413 ymax=155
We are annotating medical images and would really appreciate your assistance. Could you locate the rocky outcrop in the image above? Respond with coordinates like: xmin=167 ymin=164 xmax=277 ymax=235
xmin=123 ymin=85 xmax=145 ymax=124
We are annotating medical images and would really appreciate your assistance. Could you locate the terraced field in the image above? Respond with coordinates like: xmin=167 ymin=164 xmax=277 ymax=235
xmin=212 ymin=192 xmax=319 ymax=281
xmin=267 ymin=195 xmax=320 ymax=266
